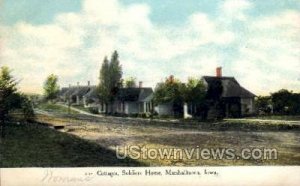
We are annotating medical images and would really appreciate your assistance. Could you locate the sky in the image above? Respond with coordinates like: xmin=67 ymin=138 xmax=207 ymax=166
xmin=0 ymin=0 xmax=299 ymax=95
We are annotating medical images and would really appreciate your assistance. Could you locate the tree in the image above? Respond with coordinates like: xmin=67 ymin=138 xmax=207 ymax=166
xmin=271 ymin=89 xmax=300 ymax=115
xmin=109 ymin=51 xmax=123 ymax=93
xmin=184 ymin=78 xmax=206 ymax=103
xmin=98 ymin=51 xmax=123 ymax=113
xmin=183 ymin=77 xmax=207 ymax=116
xmin=98 ymin=57 xmax=110 ymax=104
xmin=153 ymin=76 xmax=185 ymax=117
xmin=255 ymin=96 xmax=272 ymax=114
xmin=124 ymin=77 xmax=137 ymax=88
xmin=43 ymin=74 xmax=60 ymax=102
xmin=271 ymin=89 xmax=293 ymax=114
xmin=0 ymin=66 xmax=18 ymax=137
xmin=0 ymin=66 xmax=35 ymax=138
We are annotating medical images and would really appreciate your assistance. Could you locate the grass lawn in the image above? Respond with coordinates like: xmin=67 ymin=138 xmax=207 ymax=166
xmin=0 ymin=123 xmax=144 ymax=167
xmin=36 ymin=103 xmax=79 ymax=114
xmin=72 ymin=105 xmax=91 ymax=113
xmin=247 ymin=115 xmax=300 ymax=121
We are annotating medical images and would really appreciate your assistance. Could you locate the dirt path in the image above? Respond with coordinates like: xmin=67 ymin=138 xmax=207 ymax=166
xmin=34 ymin=110 xmax=300 ymax=165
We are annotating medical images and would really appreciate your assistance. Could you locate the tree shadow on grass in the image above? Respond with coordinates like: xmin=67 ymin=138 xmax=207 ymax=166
xmin=0 ymin=123 xmax=146 ymax=167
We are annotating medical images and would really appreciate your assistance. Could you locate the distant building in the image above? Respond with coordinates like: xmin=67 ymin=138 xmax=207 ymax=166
xmin=202 ymin=67 xmax=256 ymax=118
xmin=58 ymin=82 xmax=93 ymax=105
xmin=58 ymin=81 xmax=154 ymax=115
xmin=154 ymin=68 xmax=256 ymax=118
xmin=113 ymin=86 xmax=154 ymax=114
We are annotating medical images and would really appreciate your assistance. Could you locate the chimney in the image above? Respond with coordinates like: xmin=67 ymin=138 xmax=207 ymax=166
xmin=216 ymin=67 xmax=222 ymax=77
xmin=139 ymin=81 xmax=143 ymax=88
xmin=87 ymin=81 xmax=90 ymax=86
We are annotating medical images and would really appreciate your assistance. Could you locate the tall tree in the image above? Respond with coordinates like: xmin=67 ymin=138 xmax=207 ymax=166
xmin=98 ymin=57 xmax=110 ymax=104
xmin=109 ymin=50 xmax=122 ymax=93
xmin=98 ymin=51 xmax=123 ymax=113
xmin=43 ymin=74 xmax=60 ymax=102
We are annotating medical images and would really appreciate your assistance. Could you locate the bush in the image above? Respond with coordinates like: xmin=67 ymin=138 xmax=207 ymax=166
xmin=138 ymin=113 xmax=151 ymax=118
xmin=88 ymin=107 xmax=99 ymax=114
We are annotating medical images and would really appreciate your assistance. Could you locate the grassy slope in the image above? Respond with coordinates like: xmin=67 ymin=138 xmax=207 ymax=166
xmin=247 ymin=115 xmax=300 ymax=121
xmin=36 ymin=103 xmax=79 ymax=114
xmin=0 ymin=123 xmax=144 ymax=167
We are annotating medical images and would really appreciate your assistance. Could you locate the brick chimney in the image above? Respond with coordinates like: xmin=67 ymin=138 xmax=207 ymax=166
xmin=139 ymin=81 xmax=143 ymax=88
xmin=216 ymin=67 xmax=222 ymax=77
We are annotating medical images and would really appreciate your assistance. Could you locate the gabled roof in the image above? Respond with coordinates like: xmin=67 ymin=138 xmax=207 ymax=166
xmin=202 ymin=76 xmax=256 ymax=98
xmin=116 ymin=87 xmax=153 ymax=102
xmin=61 ymin=87 xmax=77 ymax=97
xmin=70 ymin=86 xmax=91 ymax=97
xmin=83 ymin=86 xmax=98 ymax=100
xmin=58 ymin=87 xmax=69 ymax=96
xmin=59 ymin=86 xmax=94 ymax=98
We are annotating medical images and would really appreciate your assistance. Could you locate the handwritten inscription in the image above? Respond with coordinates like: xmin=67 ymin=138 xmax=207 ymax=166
xmin=42 ymin=170 xmax=94 ymax=183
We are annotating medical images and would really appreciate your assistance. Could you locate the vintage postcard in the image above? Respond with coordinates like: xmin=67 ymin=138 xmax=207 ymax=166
xmin=0 ymin=0 xmax=299 ymax=185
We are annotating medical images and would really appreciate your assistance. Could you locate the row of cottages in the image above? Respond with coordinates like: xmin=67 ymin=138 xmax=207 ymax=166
xmin=58 ymin=67 xmax=255 ymax=118
xmin=57 ymin=81 xmax=154 ymax=115
xmin=155 ymin=67 xmax=256 ymax=118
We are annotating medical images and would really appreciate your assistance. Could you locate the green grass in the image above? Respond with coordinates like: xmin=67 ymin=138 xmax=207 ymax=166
xmin=0 ymin=123 xmax=144 ymax=167
xmin=247 ymin=115 xmax=300 ymax=121
xmin=36 ymin=103 xmax=79 ymax=114
xmin=72 ymin=105 xmax=91 ymax=113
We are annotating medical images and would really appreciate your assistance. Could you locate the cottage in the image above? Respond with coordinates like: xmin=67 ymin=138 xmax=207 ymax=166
xmin=113 ymin=87 xmax=154 ymax=114
xmin=202 ymin=67 xmax=256 ymax=118
xmin=58 ymin=82 xmax=93 ymax=105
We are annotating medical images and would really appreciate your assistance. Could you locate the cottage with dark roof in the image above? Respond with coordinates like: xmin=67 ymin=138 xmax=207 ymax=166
xmin=113 ymin=85 xmax=154 ymax=114
xmin=58 ymin=82 xmax=94 ymax=105
xmin=202 ymin=67 xmax=256 ymax=118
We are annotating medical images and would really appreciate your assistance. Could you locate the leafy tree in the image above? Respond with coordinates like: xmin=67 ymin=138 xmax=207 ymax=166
xmin=153 ymin=76 xmax=185 ymax=117
xmin=124 ymin=77 xmax=137 ymax=88
xmin=98 ymin=51 xmax=123 ymax=113
xmin=271 ymin=89 xmax=300 ymax=115
xmin=206 ymin=79 xmax=223 ymax=101
xmin=255 ymin=96 xmax=272 ymax=114
xmin=0 ymin=67 xmax=34 ymax=138
xmin=154 ymin=76 xmax=184 ymax=104
xmin=271 ymin=89 xmax=293 ymax=114
xmin=184 ymin=77 xmax=206 ymax=104
xmin=43 ymin=74 xmax=60 ymax=102
xmin=290 ymin=93 xmax=300 ymax=114
xmin=205 ymin=78 xmax=224 ymax=119
xmin=183 ymin=77 xmax=207 ymax=116
xmin=0 ymin=66 xmax=18 ymax=137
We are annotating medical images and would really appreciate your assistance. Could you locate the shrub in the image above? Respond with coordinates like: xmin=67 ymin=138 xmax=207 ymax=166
xmin=88 ymin=107 xmax=99 ymax=114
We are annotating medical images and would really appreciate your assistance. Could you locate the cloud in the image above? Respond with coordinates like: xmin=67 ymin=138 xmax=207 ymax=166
xmin=220 ymin=0 xmax=253 ymax=21
xmin=0 ymin=0 xmax=299 ymax=95
xmin=231 ymin=10 xmax=300 ymax=94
